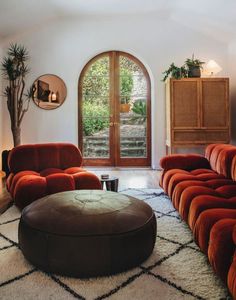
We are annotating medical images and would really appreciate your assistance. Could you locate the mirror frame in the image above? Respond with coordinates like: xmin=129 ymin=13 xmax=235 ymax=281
xmin=32 ymin=74 xmax=67 ymax=110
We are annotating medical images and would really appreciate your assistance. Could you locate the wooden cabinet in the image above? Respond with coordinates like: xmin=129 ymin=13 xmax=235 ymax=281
xmin=165 ymin=78 xmax=230 ymax=154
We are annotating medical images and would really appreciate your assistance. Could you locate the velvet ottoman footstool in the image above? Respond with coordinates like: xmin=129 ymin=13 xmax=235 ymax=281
xmin=18 ymin=190 xmax=156 ymax=277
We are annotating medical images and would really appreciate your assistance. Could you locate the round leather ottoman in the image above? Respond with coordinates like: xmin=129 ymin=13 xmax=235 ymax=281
xmin=18 ymin=190 xmax=156 ymax=277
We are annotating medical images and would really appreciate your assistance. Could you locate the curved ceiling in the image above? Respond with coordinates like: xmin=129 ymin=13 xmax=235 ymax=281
xmin=0 ymin=0 xmax=235 ymax=43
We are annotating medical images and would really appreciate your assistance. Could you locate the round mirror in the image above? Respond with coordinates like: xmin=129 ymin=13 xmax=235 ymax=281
xmin=32 ymin=74 xmax=67 ymax=110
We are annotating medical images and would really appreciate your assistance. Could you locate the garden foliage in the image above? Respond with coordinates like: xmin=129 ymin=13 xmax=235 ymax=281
xmin=82 ymin=56 xmax=136 ymax=135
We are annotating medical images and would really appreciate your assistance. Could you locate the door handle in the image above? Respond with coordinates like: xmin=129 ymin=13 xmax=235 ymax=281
xmin=110 ymin=122 xmax=119 ymax=126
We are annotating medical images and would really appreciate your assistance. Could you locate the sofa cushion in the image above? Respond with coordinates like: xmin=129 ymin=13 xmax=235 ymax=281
xmin=167 ymin=171 xmax=224 ymax=198
xmin=208 ymin=218 xmax=236 ymax=281
xmin=160 ymin=154 xmax=210 ymax=171
xmin=189 ymin=195 xmax=236 ymax=230
xmin=8 ymin=170 xmax=39 ymax=195
xmin=214 ymin=146 xmax=236 ymax=178
xmin=64 ymin=167 xmax=85 ymax=174
xmin=8 ymin=143 xmax=83 ymax=173
xmin=14 ymin=175 xmax=47 ymax=209
xmin=193 ymin=209 xmax=236 ymax=254
xmin=178 ymin=182 xmax=235 ymax=222
xmin=40 ymin=168 xmax=65 ymax=177
xmin=228 ymin=224 xmax=236 ymax=296
xmin=46 ymin=173 xmax=76 ymax=194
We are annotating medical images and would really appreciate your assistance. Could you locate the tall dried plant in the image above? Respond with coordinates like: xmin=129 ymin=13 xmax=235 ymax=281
xmin=1 ymin=43 xmax=33 ymax=147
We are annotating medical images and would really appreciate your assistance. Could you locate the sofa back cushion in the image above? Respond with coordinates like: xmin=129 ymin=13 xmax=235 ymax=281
xmin=231 ymin=156 xmax=236 ymax=181
xmin=205 ymin=144 xmax=236 ymax=178
xmin=160 ymin=154 xmax=210 ymax=171
xmin=8 ymin=143 xmax=83 ymax=173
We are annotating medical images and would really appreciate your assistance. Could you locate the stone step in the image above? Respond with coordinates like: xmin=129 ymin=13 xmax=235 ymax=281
xmin=121 ymin=141 xmax=146 ymax=147
xmin=85 ymin=141 xmax=109 ymax=147
xmin=85 ymin=140 xmax=146 ymax=147
xmin=86 ymin=146 xmax=146 ymax=152
xmin=85 ymin=135 xmax=145 ymax=141
xmin=121 ymin=151 xmax=146 ymax=157
xmin=84 ymin=147 xmax=146 ymax=157
xmin=84 ymin=153 xmax=146 ymax=158
xmin=121 ymin=147 xmax=146 ymax=152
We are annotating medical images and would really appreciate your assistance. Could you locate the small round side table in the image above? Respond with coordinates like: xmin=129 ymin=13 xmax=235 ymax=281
xmin=100 ymin=176 xmax=119 ymax=192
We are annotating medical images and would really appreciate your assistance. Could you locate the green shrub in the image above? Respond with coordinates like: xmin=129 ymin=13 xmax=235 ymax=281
xmin=131 ymin=100 xmax=147 ymax=124
xmin=83 ymin=57 xmax=134 ymax=105
xmin=83 ymin=101 xmax=109 ymax=136
xmin=120 ymin=68 xmax=133 ymax=104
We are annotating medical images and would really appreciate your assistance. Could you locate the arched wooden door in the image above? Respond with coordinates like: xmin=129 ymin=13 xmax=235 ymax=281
xmin=78 ymin=51 xmax=151 ymax=167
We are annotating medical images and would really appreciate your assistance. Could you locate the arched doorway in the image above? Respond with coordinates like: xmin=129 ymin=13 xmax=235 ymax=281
xmin=78 ymin=51 xmax=151 ymax=167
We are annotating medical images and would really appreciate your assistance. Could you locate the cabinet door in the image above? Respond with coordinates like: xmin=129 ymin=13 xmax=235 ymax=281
xmin=201 ymin=79 xmax=229 ymax=128
xmin=172 ymin=80 xmax=199 ymax=128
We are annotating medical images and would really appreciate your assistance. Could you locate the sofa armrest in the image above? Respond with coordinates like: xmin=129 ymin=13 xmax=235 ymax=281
xmin=160 ymin=154 xmax=210 ymax=171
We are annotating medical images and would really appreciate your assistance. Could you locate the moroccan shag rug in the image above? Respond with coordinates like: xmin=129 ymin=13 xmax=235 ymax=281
xmin=0 ymin=188 xmax=231 ymax=300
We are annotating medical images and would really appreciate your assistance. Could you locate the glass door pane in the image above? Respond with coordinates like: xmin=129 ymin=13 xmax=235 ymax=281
xmin=119 ymin=55 xmax=148 ymax=158
xmin=82 ymin=56 xmax=110 ymax=158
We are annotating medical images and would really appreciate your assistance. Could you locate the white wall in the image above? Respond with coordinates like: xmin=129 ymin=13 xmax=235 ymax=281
xmin=228 ymin=41 xmax=236 ymax=144
xmin=1 ymin=14 xmax=229 ymax=168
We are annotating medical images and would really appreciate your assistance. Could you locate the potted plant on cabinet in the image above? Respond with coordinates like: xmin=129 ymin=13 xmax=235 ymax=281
xmin=185 ymin=54 xmax=205 ymax=78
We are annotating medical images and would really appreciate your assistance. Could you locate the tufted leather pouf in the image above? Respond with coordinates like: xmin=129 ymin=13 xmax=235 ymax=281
xmin=18 ymin=190 xmax=156 ymax=277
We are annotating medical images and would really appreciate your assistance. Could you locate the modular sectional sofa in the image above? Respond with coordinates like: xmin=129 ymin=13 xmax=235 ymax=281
xmin=6 ymin=143 xmax=102 ymax=209
xmin=160 ymin=144 xmax=236 ymax=298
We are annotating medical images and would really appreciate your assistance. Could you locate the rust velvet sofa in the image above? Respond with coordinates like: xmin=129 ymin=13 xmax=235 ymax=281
xmin=159 ymin=144 xmax=236 ymax=299
xmin=6 ymin=143 xmax=102 ymax=209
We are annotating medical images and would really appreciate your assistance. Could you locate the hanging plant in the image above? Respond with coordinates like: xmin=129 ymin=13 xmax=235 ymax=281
xmin=1 ymin=43 xmax=33 ymax=147
xmin=162 ymin=63 xmax=188 ymax=82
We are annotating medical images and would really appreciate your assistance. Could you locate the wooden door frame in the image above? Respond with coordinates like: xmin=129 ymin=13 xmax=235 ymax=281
xmin=78 ymin=51 xmax=151 ymax=167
